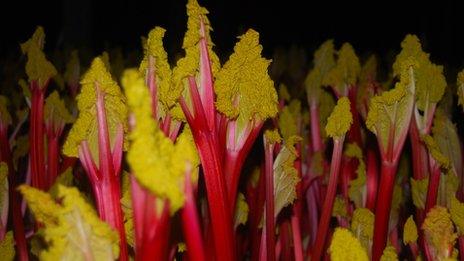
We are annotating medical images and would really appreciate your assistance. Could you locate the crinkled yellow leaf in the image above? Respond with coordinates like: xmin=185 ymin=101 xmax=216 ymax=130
xmin=63 ymin=57 xmax=128 ymax=160
xmin=351 ymin=208 xmax=374 ymax=251
xmin=19 ymin=185 xmax=60 ymax=227
xmin=323 ymin=43 xmax=361 ymax=96
xmin=20 ymin=27 xmax=57 ymax=87
xmin=450 ymin=196 xmax=464 ymax=235
xmin=393 ymin=35 xmax=445 ymax=112
xmin=278 ymin=100 xmax=301 ymax=140
xmin=264 ymin=129 xmax=282 ymax=145
xmin=273 ymin=136 xmax=300 ymax=217
xmin=411 ymin=177 xmax=428 ymax=209
xmin=0 ymin=231 xmax=15 ymax=261
xmin=329 ymin=227 xmax=368 ymax=261
xmin=18 ymin=79 xmax=31 ymax=100
xmin=380 ymin=246 xmax=398 ymax=261
xmin=139 ymin=27 xmax=175 ymax=111
xmin=42 ymin=185 xmax=119 ymax=260
xmin=305 ymin=40 xmax=336 ymax=102
xmin=325 ymin=97 xmax=353 ymax=138
xmin=404 ymin=215 xmax=418 ymax=244
xmin=0 ymin=96 xmax=12 ymax=125
xmin=64 ymin=50 xmax=80 ymax=86
xmin=234 ymin=192 xmax=249 ymax=229
xmin=366 ymin=59 xmax=415 ymax=157
xmin=44 ymin=91 xmax=74 ymax=126
xmin=123 ymin=69 xmax=198 ymax=214
xmin=422 ymin=206 xmax=457 ymax=260
xmin=392 ymin=35 xmax=429 ymax=77
xmin=215 ymin=29 xmax=278 ymax=130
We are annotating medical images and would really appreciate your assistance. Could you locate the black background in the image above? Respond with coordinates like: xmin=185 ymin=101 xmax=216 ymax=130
xmin=1 ymin=0 xmax=463 ymax=70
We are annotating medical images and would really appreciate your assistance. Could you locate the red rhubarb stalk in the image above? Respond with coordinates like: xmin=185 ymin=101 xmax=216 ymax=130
xmin=181 ymin=168 xmax=205 ymax=261
xmin=312 ymin=137 xmax=345 ymax=260
xmin=372 ymin=161 xmax=398 ymax=261
xmin=264 ymin=138 xmax=276 ymax=261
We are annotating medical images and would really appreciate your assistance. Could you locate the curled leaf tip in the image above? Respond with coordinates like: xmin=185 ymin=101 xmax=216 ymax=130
xmin=325 ymin=97 xmax=352 ymax=138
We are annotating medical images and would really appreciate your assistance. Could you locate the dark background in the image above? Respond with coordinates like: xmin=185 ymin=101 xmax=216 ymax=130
xmin=1 ymin=0 xmax=463 ymax=72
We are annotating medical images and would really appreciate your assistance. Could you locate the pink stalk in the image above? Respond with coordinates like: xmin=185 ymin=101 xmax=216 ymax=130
xmin=77 ymin=87 xmax=128 ymax=261
xmin=372 ymin=161 xmax=398 ymax=261
xmin=226 ymin=121 xmax=263 ymax=209
xmin=366 ymin=148 xmax=379 ymax=210
xmin=263 ymin=138 xmax=276 ymax=261
xmin=311 ymin=137 xmax=345 ymax=260
xmin=424 ymin=159 xmax=440 ymax=214
xmin=181 ymin=168 xmax=205 ymax=261
xmin=29 ymin=80 xmax=47 ymax=190
xmin=177 ymin=18 xmax=235 ymax=260
xmin=0 ymin=122 xmax=28 ymax=261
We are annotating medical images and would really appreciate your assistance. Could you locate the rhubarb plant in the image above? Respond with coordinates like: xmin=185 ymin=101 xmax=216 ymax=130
xmin=366 ymin=51 xmax=416 ymax=260
xmin=62 ymin=57 xmax=128 ymax=260
xmin=122 ymin=69 xmax=201 ymax=260
xmin=215 ymin=29 xmax=278 ymax=209
xmin=312 ymin=97 xmax=353 ymax=260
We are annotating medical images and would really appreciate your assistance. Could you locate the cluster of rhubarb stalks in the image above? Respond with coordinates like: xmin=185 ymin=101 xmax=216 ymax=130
xmin=2 ymin=1 xmax=464 ymax=261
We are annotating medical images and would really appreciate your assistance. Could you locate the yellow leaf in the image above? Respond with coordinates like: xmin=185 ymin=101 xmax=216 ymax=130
xmin=20 ymin=26 xmax=57 ymax=88
xmin=123 ymin=69 xmax=199 ymax=214
xmin=411 ymin=178 xmax=428 ymax=209
xmin=64 ymin=50 xmax=80 ymax=86
xmin=0 ymin=231 xmax=15 ymax=261
xmin=403 ymin=215 xmax=418 ymax=244
xmin=278 ymin=100 xmax=301 ymax=140
xmin=215 ymin=29 xmax=278 ymax=130
xmin=273 ymin=136 xmax=300 ymax=217
xmin=325 ymin=97 xmax=353 ymax=138
xmin=329 ymin=227 xmax=368 ymax=261
xmin=380 ymin=246 xmax=398 ymax=261
xmin=450 ymin=196 xmax=464 ymax=235
xmin=234 ymin=193 xmax=249 ymax=229
xmin=323 ymin=43 xmax=360 ymax=96
xmin=62 ymin=57 xmax=128 ymax=160
xmin=44 ymin=91 xmax=74 ymax=126
xmin=351 ymin=208 xmax=374 ymax=251
xmin=422 ymin=206 xmax=457 ymax=260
